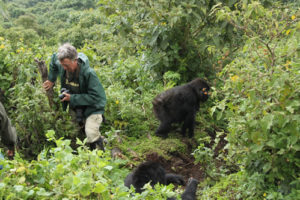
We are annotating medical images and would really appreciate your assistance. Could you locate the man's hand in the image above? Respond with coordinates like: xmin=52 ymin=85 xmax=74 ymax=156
xmin=61 ymin=92 xmax=71 ymax=102
xmin=7 ymin=149 xmax=14 ymax=159
xmin=43 ymin=80 xmax=54 ymax=91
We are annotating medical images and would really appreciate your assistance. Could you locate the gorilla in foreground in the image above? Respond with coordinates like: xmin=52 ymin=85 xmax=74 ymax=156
xmin=124 ymin=161 xmax=199 ymax=200
xmin=153 ymin=78 xmax=210 ymax=138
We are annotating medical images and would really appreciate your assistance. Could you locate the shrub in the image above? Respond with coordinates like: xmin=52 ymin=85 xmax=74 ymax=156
xmin=212 ymin=1 xmax=300 ymax=197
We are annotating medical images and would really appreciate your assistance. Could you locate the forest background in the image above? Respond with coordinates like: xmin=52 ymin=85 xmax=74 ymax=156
xmin=0 ymin=0 xmax=299 ymax=199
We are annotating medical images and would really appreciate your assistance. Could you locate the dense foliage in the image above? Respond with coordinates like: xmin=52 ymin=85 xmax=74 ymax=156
xmin=0 ymin=0 xmax=299 ymax=199
xmin=1 ymin=131 xmax=178 ymax=199
xmin=210 ymin=2 xmax=300 ymax=199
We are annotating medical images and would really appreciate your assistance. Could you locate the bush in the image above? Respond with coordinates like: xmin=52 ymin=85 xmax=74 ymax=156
xmin=0 ymin=39 xmax=77 ymax=158
xmin=212 ymin=1 xmax=300 ymax=198
xmin=0 ymin=131 xmax=180 ymax=200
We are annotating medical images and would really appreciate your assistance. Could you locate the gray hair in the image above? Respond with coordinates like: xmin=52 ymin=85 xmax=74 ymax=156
xmin=57 ymin=43 xmax=78 ymax=61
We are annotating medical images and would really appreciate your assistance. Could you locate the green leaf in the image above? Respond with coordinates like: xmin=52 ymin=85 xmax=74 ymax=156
xmin=210 ymin=106 xmax=217 ymax=116
xmin=291 ymin=144 xmax=300 ymax=151
xmin=104 ymin=165 xmax=113 ymax=170
xmin=36 ymin=188 xmax=52 ymax=196
xmin=266 ymin=140 xmax=275 ymax=148
xmin=217 ymin=111 xmax=223 ymax=120
xmin=261 ymin=114 xmax=274 ymax=131
xmin=251 ymin=143 xmax=263 ymax=153
xmin=94 ymin=182 xmax=107 ymax=193
xmin=18 ymin=176 xmax=26 ymax=184
xmin=76 ymin=138 xmax=83 ymax=145
xmin=80 ymin=183 xmax=92 ymax=196
xmin=14 ymin=185 xmax=24 ymax=192
xmin=73 ymin=176 xmax=80 ymax=186
xmin=286 ymin=106 xmax=294 ymax=113
xmin=263 ymin=163 xmax=271 ymax=173
xmin=0 ymin=183 xmax=5 ymax=189
xmin=27 ymin=190 xmax=34 ymax=196
xmin=45 ymin=130 xmax=56 ymax=141
xmin=149 ymin=26 xmax=160 ymax=46
xmin=212 ymin=36 xmax=220 ymax=48
xmin=277 ymin=148 xmax=285 ymax=155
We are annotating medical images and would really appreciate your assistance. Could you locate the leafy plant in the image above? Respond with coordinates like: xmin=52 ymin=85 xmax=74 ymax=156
xmin=212 ymin=1 xmax=300 ymax=197
xmin=0 ymin=131 xmax=184 ymax=200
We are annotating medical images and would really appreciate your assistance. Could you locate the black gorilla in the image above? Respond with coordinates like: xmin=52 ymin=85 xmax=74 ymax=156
xmin=124 ymin=161 xmax=198 ymax=200
xmin=153 ymin=78 xmax=210 ymax=138
xmin=124 ymin=161 xmax=184 ymax=193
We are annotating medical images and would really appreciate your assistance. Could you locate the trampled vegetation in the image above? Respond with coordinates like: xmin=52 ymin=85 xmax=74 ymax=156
xmin=0 ymin=0 xmax=299 ymax=199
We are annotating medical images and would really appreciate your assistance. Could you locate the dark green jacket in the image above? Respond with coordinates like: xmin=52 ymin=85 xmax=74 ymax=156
xmin=0 ymin=102 xmax=17 ymax=149
xmin=48 ymin=53 xmax=106 ymax=118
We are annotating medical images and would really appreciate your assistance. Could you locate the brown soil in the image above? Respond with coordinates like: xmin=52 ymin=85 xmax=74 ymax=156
xmin=144 ymin=132 xmax=228 ymax=184
xmin=146 ymin=151 xmax=205 ymax=183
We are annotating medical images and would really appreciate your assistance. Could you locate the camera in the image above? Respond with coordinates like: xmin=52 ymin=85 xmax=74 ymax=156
xmin=59 ymin=88 xmax=69 ymax=100
xmin=59 ymin=88 xmax=84 ymax=123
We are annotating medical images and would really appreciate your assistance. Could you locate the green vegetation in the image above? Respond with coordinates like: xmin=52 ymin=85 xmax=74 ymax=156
xmin=0 ymin=0 xmax=299 ymax=199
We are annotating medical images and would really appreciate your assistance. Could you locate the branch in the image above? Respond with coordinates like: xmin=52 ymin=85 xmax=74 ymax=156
xmin=34 ymin=58 xmax=55 ymax=108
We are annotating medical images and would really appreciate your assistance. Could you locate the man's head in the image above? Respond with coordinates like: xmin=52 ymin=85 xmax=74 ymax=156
xmin=57 ymin=43 xmax=78 ymax=72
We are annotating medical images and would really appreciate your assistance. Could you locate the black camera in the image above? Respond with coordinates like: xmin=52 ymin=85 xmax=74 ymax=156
xmin=59 ymin=88 xmax=84 ymax=123
xmin=59 ymin=88 xmax=69 ymax=100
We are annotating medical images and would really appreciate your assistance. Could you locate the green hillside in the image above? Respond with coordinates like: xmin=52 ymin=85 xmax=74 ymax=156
xmin=0 ymin=0 xmax=299 ymax=199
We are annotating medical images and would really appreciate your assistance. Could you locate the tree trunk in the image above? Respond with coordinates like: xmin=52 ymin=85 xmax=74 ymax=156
xmin=34 ymin=58 xmax=55 ymax=107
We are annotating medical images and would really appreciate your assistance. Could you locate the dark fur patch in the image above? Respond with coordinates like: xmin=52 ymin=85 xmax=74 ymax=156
xmin=124 ymin=161 xmax=199 ymax=200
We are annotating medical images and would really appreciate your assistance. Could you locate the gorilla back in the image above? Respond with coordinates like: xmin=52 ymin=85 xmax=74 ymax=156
xmin=153 ymin=78 xmax=210 ymax=138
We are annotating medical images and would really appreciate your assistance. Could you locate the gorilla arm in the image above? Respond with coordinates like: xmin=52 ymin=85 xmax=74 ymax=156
xmin=181 ymin=178 xmax=199 ymax=200
xmin=165 ymin=173 xmax=185 ymax=185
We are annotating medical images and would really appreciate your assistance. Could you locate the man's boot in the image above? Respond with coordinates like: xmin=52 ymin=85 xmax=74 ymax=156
xmin=90 ymin=137 xmax=105 ymax=152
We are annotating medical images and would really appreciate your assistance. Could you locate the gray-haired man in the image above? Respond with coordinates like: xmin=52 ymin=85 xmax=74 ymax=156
xmin=43 ymin=43 xmax=106 ymax=151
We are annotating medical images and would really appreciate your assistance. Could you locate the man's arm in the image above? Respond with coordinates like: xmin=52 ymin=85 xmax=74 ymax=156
xmin=0 ymin=102 xmax=17 ymax=152
xmin=43 ymin=53 xmax=60 ymax=90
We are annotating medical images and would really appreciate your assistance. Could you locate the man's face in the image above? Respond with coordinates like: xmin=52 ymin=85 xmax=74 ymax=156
xmin=60 ymin=58 xmax=78 ymax=72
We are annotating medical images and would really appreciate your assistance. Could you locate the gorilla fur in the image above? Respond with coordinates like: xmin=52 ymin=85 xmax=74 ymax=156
xmin=124 ymin=161 xmax=184 ymax=193
xmin=153 ymin=78 xmax=210 ymax=138
xmin=180 ymin=178 xmax=199 ymax=200
xmin=124 ymin=161 xmax=198 ymax=200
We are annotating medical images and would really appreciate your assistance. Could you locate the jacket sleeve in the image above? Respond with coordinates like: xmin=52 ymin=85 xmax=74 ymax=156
xmin=48 ymin=53 xmax=60 ymax=83
xmin=0 ymin=102 xmax=17 ymax=149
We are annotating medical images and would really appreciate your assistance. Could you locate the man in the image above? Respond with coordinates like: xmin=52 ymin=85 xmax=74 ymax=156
xmin=0 ymin=101 xmax=17 ymax=159
xmin=43 ymin=43 xmax=106 ymax=151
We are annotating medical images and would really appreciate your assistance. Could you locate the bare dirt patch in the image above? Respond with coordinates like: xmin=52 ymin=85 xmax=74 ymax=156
xmin=145 ymin=132 xmax=227 ymax=184
xmin=145 ymin=140 xmax=205 ymax=183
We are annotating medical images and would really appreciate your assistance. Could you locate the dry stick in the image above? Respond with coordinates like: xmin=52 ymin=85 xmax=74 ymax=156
xmin=34 ymin=58 xmax=55 ymax=107
xmin=128 ymin=148 xmax=139 ymax=159
xmin=111 ymin=147 xmax=126 ymax=159
xmin=115 ymin=131 xmax=123 ymax=144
